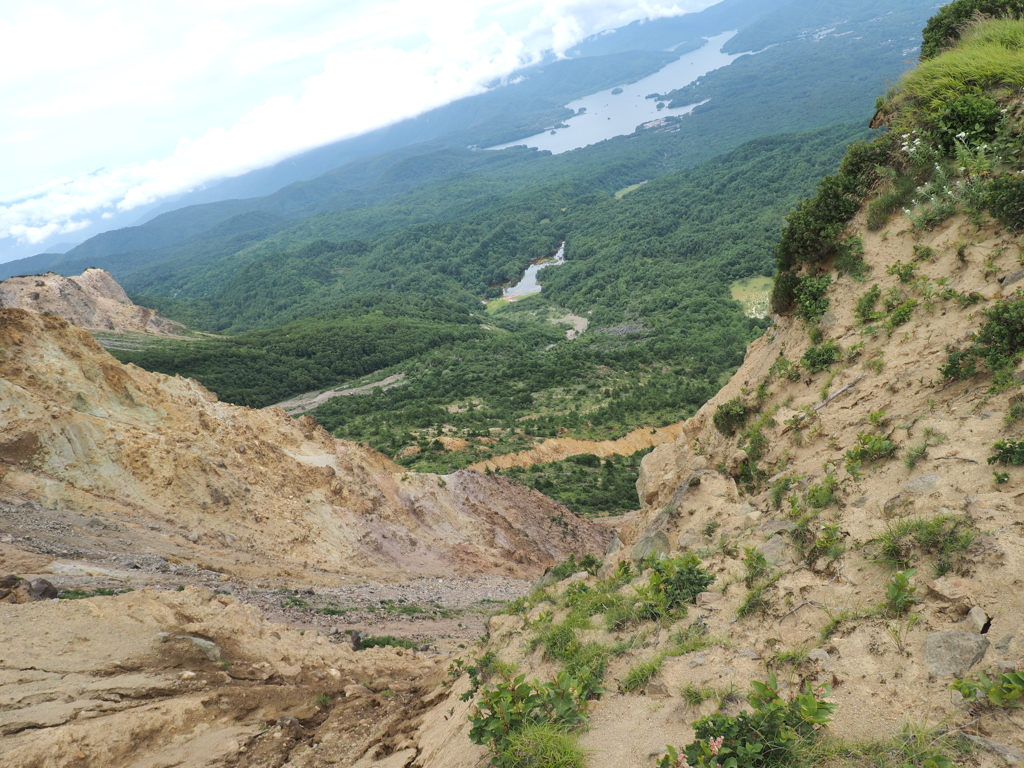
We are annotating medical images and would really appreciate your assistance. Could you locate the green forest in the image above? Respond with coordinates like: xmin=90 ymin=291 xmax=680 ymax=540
xmin=74 ymin=0 xmax=943 ymax=511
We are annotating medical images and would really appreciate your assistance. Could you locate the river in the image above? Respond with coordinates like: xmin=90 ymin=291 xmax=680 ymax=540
xmin=487 ymin=31 xmax=751 ymax=155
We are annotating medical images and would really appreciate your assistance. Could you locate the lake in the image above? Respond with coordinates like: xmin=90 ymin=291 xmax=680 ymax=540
xmin=487 ymin=31 xmax=750 ymax=155
xmin=503 ymin=242 xmax=565 ymax=300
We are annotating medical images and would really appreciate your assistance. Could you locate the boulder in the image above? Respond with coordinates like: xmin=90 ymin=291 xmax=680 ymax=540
xmin=923 ymin=631 xmax=989 ymax=677
xmin=757 ymin=535 xmax=789 ymax=567
xmin=903 ymin=474 xmax=940 ymax=494
xmin=631 ymin=530 xmax=670 ymax=562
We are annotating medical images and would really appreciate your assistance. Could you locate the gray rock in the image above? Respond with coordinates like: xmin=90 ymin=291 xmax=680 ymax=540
xmin=960 ymin=606 xmax=989 ymax=634
xmin=646 ymin=679 xmax=671 ymax=698
xmin=631 ymin=530 xmax=670 ymax=562
xmin=27 ymin=579 xmax=58 ymax=600
xmin=761 ymin=520 xmax=794 ymax=537
xmin=903 ymin=474 xmax=940 ymax=494
xmin=1001 ymin=269 xmax=1024 ymax=290
xmin=962 ymin=735 xmax=1024 ymax=767
xmin=178 ymin=636 xmax=223 ymax=662
xmin=808 ymin=649 xmax=831 ymax=663
xmin=757 ymin=535 xmax=789 ymax=566
xmin=997 ymin=660 xmax=1022 ymax=673
xmin=696 ymin=592 xmax=722 ymax=608
xmin=923 ymin=631 xmax=989 ymax=677
xmin=605 ymin=534 xmax=622 ymax=557
xmin=850 ymin=495 xmax=869 ymax=508
xmin=737 ymin=649 xmax=760 ymax=660
xmin=677 ymin=533 xmax=698 ymax=551
xmin=819 ymin=310 xmax=837 ymax=329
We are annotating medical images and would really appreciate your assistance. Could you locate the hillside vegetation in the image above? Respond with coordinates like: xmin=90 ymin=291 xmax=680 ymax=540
xmin=424 ymin=8 xmax=1024 ymax=768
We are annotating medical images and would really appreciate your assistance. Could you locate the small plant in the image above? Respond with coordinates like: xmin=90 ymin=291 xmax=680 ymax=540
xmin=883 ymin=569 xmax=920 ymax=616
xmin=794 ymin=274 xmax=833 ymax=323
xmin=952 ymin=667 xmax=1024 ymax=709
xmin=989 ymin=438 xmax=1024 ymax=466
xmin=868 ymin=410 xmax=888 ymax=428
xmin=316 ymin=693 xmax=331 ymax=706
xmin=658 ymin=674 xmax=835 ymax=768
xmin=1006 ymin=395 xmax=1024 ymax=425
xmin=912 ymin=244 xmax=936 ymax=261
xmin=635 ymin=553 xmax=716 ymax=621
xmin=886 ymin=613 xmax=920 ymax=655
xmin=621 ymin=655 xmax=665 ymax=692
xmin=742 ymin=547 xmax=770 ymax=588
xmin=801 ymin=341 xmax=841 ymax=373
xmin=877 ymin=514 xmax=977 ymax=575
xmin=549 ymin=553 xmax=601 ymax=581
xmin=855 ymin=284 xmax=883 ymax=324
xmin=886 ymin=260 xmax=918 ymax=283
xmin=713 ymin=398 xmax=750 ymax=436
xmin=702 ymin=520 xmax=721 ymax=538
xmin=681 ymin=684 xmax=718 ymax=706
xmin=768 ymin=477 xmax=794 ymax=509
xmin=468 ymin=671 xmax=593 ymax=767
xmin=737 ymin=579 xmax=776 ymax=618
xmin=994 ymin=470 xmax=1011 ymax=484
xmin=844 ymin=432 xmax=898 ymax=474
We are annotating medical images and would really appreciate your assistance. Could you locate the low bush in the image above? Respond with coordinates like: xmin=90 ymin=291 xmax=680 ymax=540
xmin=844 ymin=432 xmax=898 ymax=473
xmin=989 ymin=438 xmax=1024 ymax=465
xmin=878 ymin=514 xmax=977 ymax=574
xmin=634 ymin=553 xmax=716 ymax=621
xmin=658 ymin=674 xmax=835 ymax=768
xmin=794 ymin=275 xmax=833 ymax=323
xmin=713 ymin=398 xmax=750 ymax=436
xmin=987 ymin=173 xmax=1024 ymax=231
xmin=801 ymin=341 xmax=841 ymax=373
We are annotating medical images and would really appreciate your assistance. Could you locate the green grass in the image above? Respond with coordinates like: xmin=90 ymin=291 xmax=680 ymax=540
xmin=498 ymin=723 xmax=587 ymax=768
xmin=877 ymin=514 xmax=978 ymax=574
xmin=621 ymin=655 xmax=665 ymax=692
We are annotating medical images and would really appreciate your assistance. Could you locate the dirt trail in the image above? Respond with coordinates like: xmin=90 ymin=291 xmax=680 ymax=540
xmin=274 ymin=374 xmax=407 ymax=415
xmin=468 ymin=421 xmax=686 ymax=472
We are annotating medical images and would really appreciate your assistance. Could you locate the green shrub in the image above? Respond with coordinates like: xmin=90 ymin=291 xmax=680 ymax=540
xmin=713 ymin=398 xmax=750 ymax=436
xmin=658 ymin=675 xmax=835 ymax=768
xmin=769 ymin=477 xmax=794 ymax=509
xmin=801 ymin=341 xmax=841 ymax=372
xmin=952 ymin=668 xmax=1024 ymax=708
xmin=883 ymin=569 xmax=920 ymax=616
xmin=742 ymin=546 xmax=770 ymax=588
xmin=549 ymin=553 xmax=601 ymax=581
xmin=989 ymin=438 xmax=1024 ymax=465
xmin=794 ymin=274 xmax=833 ymax=323
xmin=769 ymin=269 xmax=801 ymax=315
xmin=987 ymin=173 xmax=1024 ymax=230
xmin=939 ymin=347 xmax=979 ymax=380
xmin=834 ymin=237 xmax=869 ymax=280
xmin=976 ymin=297 xmax=1024 ymax=372
xmin=469 ymin=672 xmax=593 ymax=766
xmin=884 ymin=298 xmax=918 ymax=336
xmin=635 ymin=553 xmax=716 ymax=620
xmin=1006 ymin=395 xmax=1024 ymax=424
xmin=866 ymin=174 xmax=918 ymax=231
xmin=775 ymin=175 xmax=859 ymax=272
xmin=855 ymin=284 xmax=883 ymax=324
xmin=805 ymin=473 xmax=838 ymax=509
xmin=886 ymin=260 xmax=917 ymax=283
xmin=844 ymin=432 xmax=898 ymax=473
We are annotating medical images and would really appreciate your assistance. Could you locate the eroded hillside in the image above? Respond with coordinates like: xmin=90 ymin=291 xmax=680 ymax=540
xmin=0 ymin=308 xmax=606 ymax=585
xmin=0 ymin=268 xmax=185 ymax=336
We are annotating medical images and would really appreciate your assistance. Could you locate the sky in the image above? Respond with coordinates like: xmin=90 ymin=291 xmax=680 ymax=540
xmin=0 ymin=0 xmax=714 ymax=256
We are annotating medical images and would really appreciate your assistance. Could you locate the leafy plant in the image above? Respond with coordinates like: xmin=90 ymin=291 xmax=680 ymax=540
xmin=742 ymin=547 xmax=770 ymax=588
xmin=989 ymin=438 xmax=1024 ymax=465
xmin=469 ymin=672 xmax=593 ymax=766
xmin=877 ymin=515 xmax=977 ymax=574
xmin=844 ymin=432 xmax=898 ymax=473
xmin=549 ymin=553 xmax=602 ymax=581
xmin=658 ymin=674 xmax=835 ymax=768
xmin=635 ymin=553 xmax=716 ymax=620
xmin=883 ymin=569 xmax=920 ymax=616
xmin=952 ymin=667 xmax=1024 ymax=709
xmin=886 ymin=260 xmax=918 ymax=283
xmin=801 ymin=341 xmax=841 ymax=373
xmin=713 ymin=398 xmax=750 ymax=436
xmin=794 ymin=274 xmax=833 ymax=323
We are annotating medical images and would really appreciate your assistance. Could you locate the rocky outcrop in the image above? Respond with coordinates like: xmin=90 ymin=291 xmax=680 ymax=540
xmin=0 ymin=309 xmax=607 ymax=583
xmin=0 ymin=268 xmax=184 ymax=335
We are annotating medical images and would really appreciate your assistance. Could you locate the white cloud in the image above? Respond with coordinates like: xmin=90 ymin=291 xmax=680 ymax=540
xmin=1 ymin=0 xmax=713 ymax=246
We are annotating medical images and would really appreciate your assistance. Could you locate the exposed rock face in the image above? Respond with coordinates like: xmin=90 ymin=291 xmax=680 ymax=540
xmin=0 ymin=309 xmax=607 ymax=582
xmin=0 ymin=269 xmax=184 ymax=335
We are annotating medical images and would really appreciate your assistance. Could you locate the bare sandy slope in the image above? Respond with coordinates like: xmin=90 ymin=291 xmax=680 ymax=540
xmin=0 ymin=308 xmax=608 ymax=584
xmin=0 ymin=269 xmax=185 ymax=335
